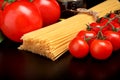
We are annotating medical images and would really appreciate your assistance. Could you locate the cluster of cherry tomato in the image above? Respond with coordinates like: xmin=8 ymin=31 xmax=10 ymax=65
xmin=0 ymin=0 xmax=60 ymax=42
xmin=69 ymin=12 xmax=120 ymax=60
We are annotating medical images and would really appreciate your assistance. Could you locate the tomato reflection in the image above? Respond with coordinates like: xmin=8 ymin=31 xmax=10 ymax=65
xmin=68 ymin=50 xmax=120 ymax=80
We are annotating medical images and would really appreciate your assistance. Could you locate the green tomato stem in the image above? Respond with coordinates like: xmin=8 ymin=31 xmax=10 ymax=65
xmin=29 ymin=0 xmax=33 ymax=2
xmin=5 ymin=0 xmax=16 ymax=3
xmin=96 ymin=31 xmax=105 ymax=40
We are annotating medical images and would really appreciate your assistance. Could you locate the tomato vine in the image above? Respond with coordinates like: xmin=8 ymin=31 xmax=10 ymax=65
xmin=69 ymin=11 xmax=120 ymax=60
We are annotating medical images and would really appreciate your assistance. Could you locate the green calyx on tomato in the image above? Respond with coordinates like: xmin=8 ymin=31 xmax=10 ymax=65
xmin=4 ymin=0 xmax=16 ymax=3
xmin=0 ymin=32 xmax=4 ymax=43
xmin=0 ymin=0 xmax=16 ymax=10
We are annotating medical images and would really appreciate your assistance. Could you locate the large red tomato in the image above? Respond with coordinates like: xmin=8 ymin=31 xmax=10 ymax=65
xmin=32 ymin=0 xmax=61 ymax=27
xmin=1 ymin=1 xmax=42 ymax=42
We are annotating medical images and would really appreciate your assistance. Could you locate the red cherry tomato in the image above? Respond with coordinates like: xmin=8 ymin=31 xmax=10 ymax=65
xmin=97 ymin=17 xmax=110 ymax=31
xmin=100 ymin=18 xmax=120 ymax=31
xmin=69 ymin=38 xmax=89 ymax=58
xmin=99 ymin=17 xmax=109 ymax=26
xmin=77 ymin=30 xmax=96 ymax=39
xmin=109 ymin=13 xmax=116 ymax=18
xmin=76 ymin=30 xmax=96 ymax=45
xmin=32 ymin=0 xmax=61 ymax=26
xmin=89 ymin=22 xmax=100 ymax=32
xmin=108 ymin=21 xmax=120 ymax=31
xmin=99 ymin=17 xmax=120 ymax=31
xmin=108 ymin=13 xmax=120 ymax=24
xmin=103 ymin=31 xmax=120 ymax=51
xmin=90 ymin=22 xmax=107 ymax=33
xmin=1 ymin=1 xmax=42 ymax=42
xmin=90 ymin=39 xmax=113 ymax=60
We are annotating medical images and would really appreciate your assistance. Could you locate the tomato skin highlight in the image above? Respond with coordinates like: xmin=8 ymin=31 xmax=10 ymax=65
xmin=1 ymin=1 xmax=42 ymax=42
xmin=103 ymin=31 xmax=120 ymax=51
xmin=32 ymin=0 xmax=61 ymax=27
xmin=89 ymin=22 xmax=101 ymax=34
xmin=69 ymin=38 xmax=89 ymax=58
xmin=76 ymin=30 xmax=96 ymax=45
xmin=77 ymin=30 xmax=96 ymax=39
xmin=90 ymin=39 xmax=113 ymax=60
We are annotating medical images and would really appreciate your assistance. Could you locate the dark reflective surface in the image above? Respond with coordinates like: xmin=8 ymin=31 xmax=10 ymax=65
xmin=0 ymin=39 xmax=120 ymax=80
xmin=1 ymin=0 xmax=120 ymax=80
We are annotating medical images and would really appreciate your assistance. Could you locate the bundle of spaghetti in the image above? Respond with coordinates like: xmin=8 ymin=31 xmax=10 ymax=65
xmin=18 ymin=0 xmax=120 ymax=61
